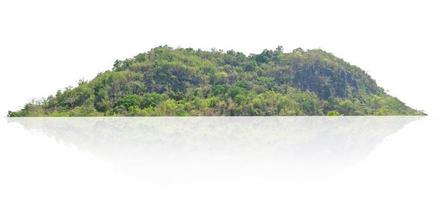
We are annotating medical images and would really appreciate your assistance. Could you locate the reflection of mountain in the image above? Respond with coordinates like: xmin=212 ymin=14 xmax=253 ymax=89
xmin=9 ymin=117 xmax=418 ymax=166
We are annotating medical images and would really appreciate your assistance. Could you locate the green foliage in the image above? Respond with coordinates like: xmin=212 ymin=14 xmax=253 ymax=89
xmin=327 ymin=110 xmax=341 ymax=116
xmin=8 ymin=46 xmax=425 ymax=116
xmin=117 ymin=95 xmax=142 ymax=110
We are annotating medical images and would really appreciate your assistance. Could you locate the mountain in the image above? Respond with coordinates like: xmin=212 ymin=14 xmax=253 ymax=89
xmin=8 ymin=46 xmax=424 ymax=116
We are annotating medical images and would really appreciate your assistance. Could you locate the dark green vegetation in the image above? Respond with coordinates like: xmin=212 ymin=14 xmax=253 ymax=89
xmin=8 ymin=46 xmax=424 ymax=116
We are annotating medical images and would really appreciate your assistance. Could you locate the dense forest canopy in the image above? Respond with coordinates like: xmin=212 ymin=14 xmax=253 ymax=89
xmin=8 ymin=46 xmax=424 ymax=116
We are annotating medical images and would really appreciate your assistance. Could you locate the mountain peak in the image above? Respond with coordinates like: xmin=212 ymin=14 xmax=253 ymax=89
xmin=8 ymin=46 xmax=424 ymax=116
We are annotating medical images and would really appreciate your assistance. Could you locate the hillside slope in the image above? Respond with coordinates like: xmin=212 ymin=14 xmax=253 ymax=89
xmin=8 ymin=46 xmax=424 ymax=116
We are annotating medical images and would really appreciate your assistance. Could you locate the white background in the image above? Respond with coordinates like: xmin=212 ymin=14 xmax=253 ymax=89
xmin=0 ymin=0 xmax=440 ymax=115
xmin=1 ymin=1 xmax=441 ymax=200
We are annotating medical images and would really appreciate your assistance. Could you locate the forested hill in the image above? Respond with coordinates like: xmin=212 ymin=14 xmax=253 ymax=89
xmin=8 ymin=46 xmax=424 ymax=116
